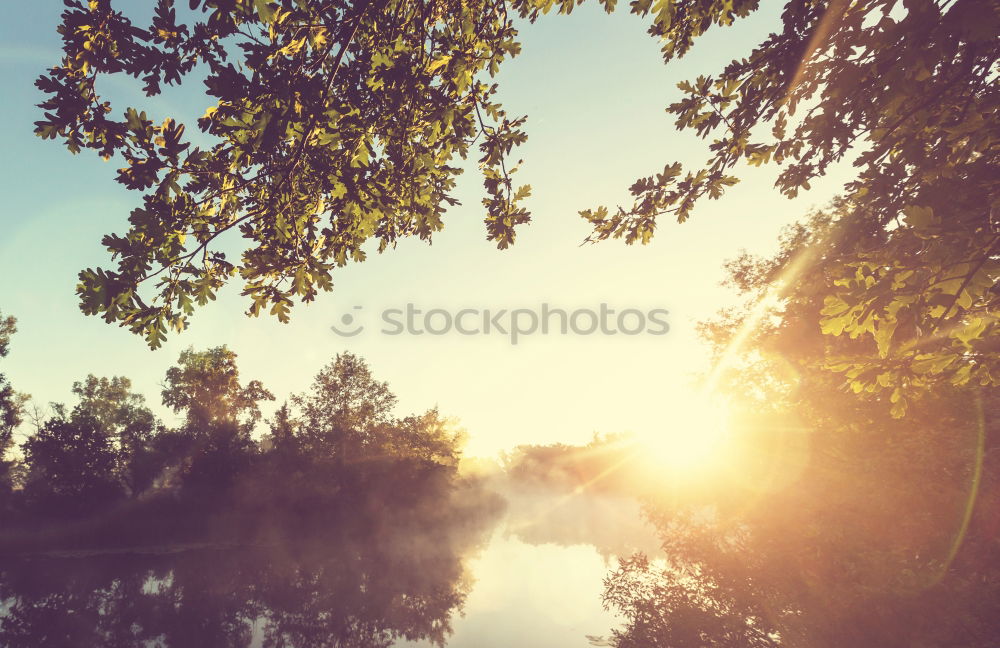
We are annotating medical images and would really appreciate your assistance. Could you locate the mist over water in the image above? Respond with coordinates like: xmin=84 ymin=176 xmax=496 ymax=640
xmin=396 ymin=485 xmax=664 ymax=648
xmin=0 ymin=465 xmax=662 ymax=648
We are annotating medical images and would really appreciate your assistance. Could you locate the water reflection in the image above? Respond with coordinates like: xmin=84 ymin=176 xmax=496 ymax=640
xmin=503 ymin=488 xmax=661 ymax=561
xmin=0 ymin=460 xmax=505 ymax=648
xmin=0 ymin=470 xmax=674 ymax=648
xmin=0 ymin=351 xmax=669 ymax=648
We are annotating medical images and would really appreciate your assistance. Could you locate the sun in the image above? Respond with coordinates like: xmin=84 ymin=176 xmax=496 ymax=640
xmin=634 ymin=395 xmax=733 ymax=477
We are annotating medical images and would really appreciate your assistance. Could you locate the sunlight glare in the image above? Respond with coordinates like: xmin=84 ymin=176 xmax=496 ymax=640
xmin=636 ymin=395 xmax=733 ymax=477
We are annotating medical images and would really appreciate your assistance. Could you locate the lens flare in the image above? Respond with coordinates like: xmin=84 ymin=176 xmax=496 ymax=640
xmin=636 ymin=396 xmax=733 ymax=476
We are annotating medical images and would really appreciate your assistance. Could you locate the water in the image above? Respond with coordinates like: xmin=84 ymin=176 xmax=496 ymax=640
xmin=397 ymin=489 xmax=662 ymax=648
xmin=0 ymin=481 xmax=662 ymax=648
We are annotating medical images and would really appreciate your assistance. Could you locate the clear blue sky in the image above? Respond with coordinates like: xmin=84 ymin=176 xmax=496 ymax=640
xmin=0 ymin=2 xmax=851 ymax=456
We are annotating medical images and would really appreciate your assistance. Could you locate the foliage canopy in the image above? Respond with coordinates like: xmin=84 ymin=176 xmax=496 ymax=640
xmin=39 ymin=0 xmax=591 ymax=346
xmin=600 ymin=239 xmax=1000 ymax=647
xmin=578 ymin=0 xmax=999 ymax=404
xmin=35 ymin=0 xmax=1000 ymax=416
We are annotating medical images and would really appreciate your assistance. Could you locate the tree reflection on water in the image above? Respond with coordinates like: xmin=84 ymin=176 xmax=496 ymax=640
xmin=0 ymin=458 xmax=504 ymax=648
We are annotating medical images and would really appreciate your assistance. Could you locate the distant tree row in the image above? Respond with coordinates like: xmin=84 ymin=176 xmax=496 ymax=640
xmin=0 ymin=311 xmax=468 ymax=545
xmin=502 ymin=434 xmax=645 ymax=495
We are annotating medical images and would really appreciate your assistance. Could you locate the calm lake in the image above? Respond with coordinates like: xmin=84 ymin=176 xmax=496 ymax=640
xmin=0 ymin=481 xmax=662 ymax=648
xmin=395 ymin=488 xmax=662 ymax=648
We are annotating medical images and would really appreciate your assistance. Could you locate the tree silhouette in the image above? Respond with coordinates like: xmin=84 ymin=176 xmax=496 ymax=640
xmin=0 ymin=344 xmax=506 ymax=647
xmin=600 ymin=225 xmax=1000 ymax=646
xmin=2 ymin=347 xmax=483 ymax=550
xmin=0 ymin=452 xmax=503 ymax=648
xmin=69 ymin=375 xmax=158 ymax=494
xmin=21 ymin=413 xmax=124 ymax=514
xmin=293 ymin=352 xmax=397 ymax=460
xmin=0 ymin=312 xmax=27 ymax=509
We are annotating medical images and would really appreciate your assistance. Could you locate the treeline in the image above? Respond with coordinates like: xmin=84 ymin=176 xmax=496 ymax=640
xmin=0 ymin=315 xmax=508 ymax=647
xmin=502 ymin=434 xmax=645 ymax=495
xmin=0 ymin=450 xmax=503 ymax=648
xmin=0 ymin=318 xmax=488 ymax=551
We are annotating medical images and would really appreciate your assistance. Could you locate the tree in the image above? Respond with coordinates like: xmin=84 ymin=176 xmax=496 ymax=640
xmin=158 ymin=346 xmax=275 ymax=495
xmin=502 ymin=433 xmax=642 ymax=494
xmin=286 ymin=353 xmax=470 ymax=466
xmin=293 ymin=352 xmax=397 ymax=458
xmin=264 ymin=400 xmax=300 ymax=454
xmin=162 ymin=346 xmax=274 ymax=433
xmin=0 ymin=312 xmax=27 ymax=504
xmin=389 ymin=408 xmax=467 ymax=467
xmin=21 ymin=413 xmax=124 ymax=512
xmin=578 ymin=0 xmax=999 ymax=405
xmin=603 ymin=396 xmax=1000 ymax=647
xmin=598 ymin=216 xmax=1000 ymax=647
xmin=36 ymin=0 xmax=600 ymax=347
xmin=36 ymin=0 xmax=999 ymax=356
xmin=70 ymin=375 xmax=159 ymax=492
xmin=603 ymin=553 xmax=781 ymax=648
xmin=584 ymin=0 xmax=998 ymax=236
xmin=707 ymin=193 xmax=998 ymax=415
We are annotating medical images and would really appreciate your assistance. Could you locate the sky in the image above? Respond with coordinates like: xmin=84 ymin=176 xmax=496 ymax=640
xmin=0 ymin=2 xmax=853 ymax=457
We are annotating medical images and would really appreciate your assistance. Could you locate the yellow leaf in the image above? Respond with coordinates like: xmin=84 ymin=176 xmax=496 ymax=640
xmin=427 ymin=55 xmax=452 ymax=73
